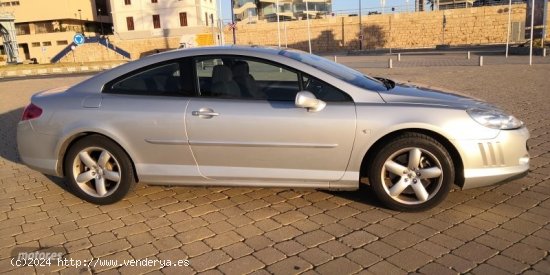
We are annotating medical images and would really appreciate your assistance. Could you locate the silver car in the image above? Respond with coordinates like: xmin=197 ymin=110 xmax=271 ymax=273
xmin=17 ymin=46 xmax=529 ymax=211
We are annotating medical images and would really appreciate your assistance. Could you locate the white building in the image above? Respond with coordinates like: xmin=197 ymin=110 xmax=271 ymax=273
xmin=110 ymin=0 xmax=218 ymax=40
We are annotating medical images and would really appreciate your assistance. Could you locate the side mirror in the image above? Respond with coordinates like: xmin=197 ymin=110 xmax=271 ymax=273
xmin=295 ymin=91 xmax=326 ymax=112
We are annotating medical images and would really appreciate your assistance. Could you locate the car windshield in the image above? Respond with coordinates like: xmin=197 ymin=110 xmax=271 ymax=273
xmin=279 ymin=49 xmax=387 ymax=91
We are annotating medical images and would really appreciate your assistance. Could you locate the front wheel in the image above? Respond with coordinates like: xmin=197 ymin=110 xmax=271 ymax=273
xmin=64 ymin=135 xmax=135 ymax=205
xmin=368 ymin=133 xmax=454 ymax=212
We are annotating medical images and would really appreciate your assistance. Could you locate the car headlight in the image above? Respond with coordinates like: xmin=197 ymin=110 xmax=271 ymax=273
xmin=467 ymin=108 xmax=523 ymax=130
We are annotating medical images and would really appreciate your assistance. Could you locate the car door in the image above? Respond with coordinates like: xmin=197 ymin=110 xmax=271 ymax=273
xmin=99 ymin=58 xmax=202 ymax=183
xmin=185 ymin=55 xmax=356 ymax=182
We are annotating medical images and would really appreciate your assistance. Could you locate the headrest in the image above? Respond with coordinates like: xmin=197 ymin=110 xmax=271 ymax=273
xmin=232 ymin=61 xmax=250 ymax=78
xmin=212 ymin=65 xmax=233 ymax=83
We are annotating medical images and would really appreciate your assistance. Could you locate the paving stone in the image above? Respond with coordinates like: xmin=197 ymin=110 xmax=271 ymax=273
xmin=221 ymin=242 xmax=254 ymax=259
xmin=189 ymin=250 xmax=232 ymax=272
xmin=254 ymin=247 xmax=286 ymax=265
xmin=295 ymin=230 xmax=335 ymax=248
xmin=387 ymin=248 xmax=433 ymax=272
xmin=267 ymin=256 xmax=313 ymax=274
xmin=452 ymin=242 xmax=498 ymax=263
xmin=316 ymin=257 xmax=362 ymax=274
xmin=218 ymin=255 xmax=265 ymax=274
xmin=502 ymin=243 xmax=546 ymax=264
xmin=345 ymin=249 xmax=381 ymax=268
xmin=319 ymin=240 xmax=353 ymax=257
xmin=383 ymin=230 xmax=423 ymax=249
xmin=298 ymin=248 xmax=333 ymax=266
xmin=204 ymin=231 xmax=243 ymax=249
xmin=487 ymin=255 xmax=530 ymax=274
xmin=418 ymin=262 xmax=457 ymax=275
xmin=367 ymin=260 xmax=407 ymax=275
xmin=436 ymin=254 xmax=476 ymax=273
xmin=413 ymin=240 xmax=450 ymax=258
xmin=470 ymin=263 xmax=511 ymax=275
xmin=274 ymin=240 xmax=307 ymax=256
xmin=180 ymin=241 xmax=211 ymax=257
xmin=365 ymin=241 xmax=400 ymax=258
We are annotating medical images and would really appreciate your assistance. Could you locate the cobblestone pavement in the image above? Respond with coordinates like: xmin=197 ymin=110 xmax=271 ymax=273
xmin=0 ymin=61 xmax=549 ymax=274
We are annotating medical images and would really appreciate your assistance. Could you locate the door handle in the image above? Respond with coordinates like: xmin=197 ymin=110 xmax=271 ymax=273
xmin=192 ymin=108 xmax=219 ymax=118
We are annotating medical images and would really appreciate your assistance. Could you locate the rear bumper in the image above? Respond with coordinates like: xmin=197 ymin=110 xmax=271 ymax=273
xmin=17 ymin=120 xmax=59 ymax=176
xmin=454 ymin=127 xmax=530 ymax=189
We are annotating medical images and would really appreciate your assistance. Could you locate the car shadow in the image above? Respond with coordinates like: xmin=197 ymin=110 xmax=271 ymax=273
xmin=323 ymin=182 xmax=386 ymax=209
xmin=0 ymin=107 xmax=24 ymax=164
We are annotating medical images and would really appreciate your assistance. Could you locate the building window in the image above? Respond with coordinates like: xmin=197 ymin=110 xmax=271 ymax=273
xmin=124 ymin=0 xmax=131 ymax=5
xmin=34 ymin=22 xmax=54 ymax=34
xmin=15 ymin=23 xmax=30 ymax=35
xmin=151 ymin=0 xmax=157 ymax=3
xmin=31 ymin=42 xmax=40 ymax=47
xmin=126 ymin=17 xmax=134 ymax=31
xmin=205 ymin=12 xmax=208 ymax=26
xmin=42 ymin=41 xmax=52 ymax=46
xmin=210 ymin=14 xmax=214 ymax=25
xmin=11 ymin=1 xmax=20 ymax=6
xmin=57 ymin=40 xmax=68 ymax=45
xmin=153 ymin=14 xmax=161 ymax=29
xmin=179 ymin=12 xmax=188 ymax=27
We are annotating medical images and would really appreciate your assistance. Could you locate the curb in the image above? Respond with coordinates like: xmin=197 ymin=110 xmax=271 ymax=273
xmin=0 ymin=63 xmax=125 ymax=79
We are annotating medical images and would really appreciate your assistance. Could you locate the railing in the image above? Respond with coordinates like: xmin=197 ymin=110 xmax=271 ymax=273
xmin=50 ymin=36 xmax=131 ymax=63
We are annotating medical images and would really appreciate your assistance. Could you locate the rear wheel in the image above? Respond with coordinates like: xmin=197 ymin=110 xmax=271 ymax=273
xmin=368 ymin=133 xmax=454 ymax=211
xmin=64 ymin=135 xmax=135 ymax=205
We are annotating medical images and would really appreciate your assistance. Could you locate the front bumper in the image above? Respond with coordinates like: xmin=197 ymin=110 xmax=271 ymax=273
xmin=453 ymin=127 xmax=530 ymax=189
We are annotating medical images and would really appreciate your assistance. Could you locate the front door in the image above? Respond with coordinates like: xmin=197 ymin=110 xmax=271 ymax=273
xmin=185 ymin=55 xmax=356 ymax=182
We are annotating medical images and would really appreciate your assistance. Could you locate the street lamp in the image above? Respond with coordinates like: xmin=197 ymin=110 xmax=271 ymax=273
xmin=78 ymin=9 xmax=83 ymax=34
xmin=98 ymin=8 xmax=104 ymax=37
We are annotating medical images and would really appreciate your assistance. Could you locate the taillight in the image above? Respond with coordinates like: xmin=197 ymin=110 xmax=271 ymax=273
xmin=21 ymin=103 xmax=43 ymax=121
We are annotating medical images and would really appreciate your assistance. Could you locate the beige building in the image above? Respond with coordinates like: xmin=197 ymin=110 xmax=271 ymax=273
xmin=0 ymin=0 xmax=111 ymax=63
xmin=110 ymin=0 xmax=218 ymax=41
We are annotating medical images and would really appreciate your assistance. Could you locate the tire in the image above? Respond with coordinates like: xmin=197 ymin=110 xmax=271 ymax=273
xmin=64 ymin=135 xmax=136 ymax=205
xmin=368 ymin=132 xmax=454 ymax=212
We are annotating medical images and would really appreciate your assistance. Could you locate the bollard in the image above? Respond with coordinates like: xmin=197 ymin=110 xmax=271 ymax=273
xmin=467 ymin=51 xmax=471 ymax=60
xmin=479 ymin=56 xmax=483 ymax=66
xmin=544 ymin=48 xmax=547 ymax=57
xmin=397 ymin=53 xmax=401 ymax=62
xmin=388 ymin=59 xmax=393 ymax=69
xmin=334 ymin=56 xmax=338 ymax=63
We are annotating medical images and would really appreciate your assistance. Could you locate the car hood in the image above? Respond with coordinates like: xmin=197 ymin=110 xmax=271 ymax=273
xmin=377 ymin=81 xmax=494 ymax=110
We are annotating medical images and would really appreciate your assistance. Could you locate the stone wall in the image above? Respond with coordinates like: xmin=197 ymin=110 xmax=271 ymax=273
xmin=59 ymin=4 xmax=550 ymax=63
xmin=225 ymin=4 xmax=550 ymax=52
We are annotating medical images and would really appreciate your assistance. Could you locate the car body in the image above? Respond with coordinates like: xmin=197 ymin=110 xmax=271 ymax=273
xmin=17 ymin=46 xmax=529 ymax=210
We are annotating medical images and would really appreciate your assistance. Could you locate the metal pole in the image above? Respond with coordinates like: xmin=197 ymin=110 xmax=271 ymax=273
xmin=284 ymin=20 xmax=288 ymax=48
xmin=231 ymin=0 xmax=236 ymax=44
xmin=98 ymin=9 xmax=104 ymax=36
xmin=529 ymin=0 xmax=534 ymax=66
xmin=505 ymin=0 xmax=512 ymax=58
xmin=305 ymin=0 xmax=312 ymax=53
xmin=359 ymin=0 xmax=362 ymax=50
xmin=276 ymin=0 xmax=281 ymax=48
xmin=78 ymin=9 xmax=83 ymax=33
xmin=219 ymin=0 xmax=224 ymax=45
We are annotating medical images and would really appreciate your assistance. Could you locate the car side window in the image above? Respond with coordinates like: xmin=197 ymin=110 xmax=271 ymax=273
xmin=106 ymin=61 xmax=193 ymax=96
xmin=302 ymin=74 xmax=353 ymax=102
xmin=195 ymin=56 xmax=300 ymax=101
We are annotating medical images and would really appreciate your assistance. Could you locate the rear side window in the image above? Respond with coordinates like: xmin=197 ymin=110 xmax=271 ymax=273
xmin=104 ymin=59 xmax=194 ymax=96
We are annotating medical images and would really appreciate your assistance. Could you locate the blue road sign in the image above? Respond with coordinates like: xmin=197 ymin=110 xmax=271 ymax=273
xmin=73 ymin=33 xmax=85 ymax=45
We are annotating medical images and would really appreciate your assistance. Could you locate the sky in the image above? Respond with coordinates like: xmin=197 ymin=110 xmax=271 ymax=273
xmin=219 ymin=0 xmax=412 ymax=21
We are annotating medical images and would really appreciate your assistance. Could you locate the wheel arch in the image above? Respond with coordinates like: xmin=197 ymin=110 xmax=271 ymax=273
xmin=360 ymin=128 xmax=464 ymax=188
xmin=56 ymin=132 xmax=140 ymax=183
